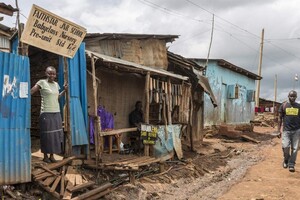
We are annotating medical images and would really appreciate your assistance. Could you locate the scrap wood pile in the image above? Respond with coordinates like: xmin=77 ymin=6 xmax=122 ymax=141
xmin=84 ymin=156 xmax=163 ymax=185
xmin=32 ymin=156 xmax=113 ymax=200
xmin=252 ymin=112 xmax=277 ymax=127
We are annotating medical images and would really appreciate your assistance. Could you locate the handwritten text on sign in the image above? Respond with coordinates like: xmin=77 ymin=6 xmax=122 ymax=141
xmin=20 ymin=4 xmax=86 ymax=58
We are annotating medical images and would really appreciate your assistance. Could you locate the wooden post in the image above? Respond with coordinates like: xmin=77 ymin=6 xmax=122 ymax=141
xmin=190 ymin=90 xmax=194 ymax=151
xmin=273 ymin=74 xmax=277 ymax=122
xmin=91 ymin=54 xmax=102 ymax=165
xmin=167 ymin=78 xmax=172 ymax=125
xmin=144 ymin=72 xmax=150 ymax=156
xmin=64 ymin=57 xmax=72 ymax=157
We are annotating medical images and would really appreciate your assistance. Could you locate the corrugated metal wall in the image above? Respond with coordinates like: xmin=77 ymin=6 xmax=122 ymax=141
xmin=194 ymin=60 xmax=256 ymax=126
xmin=0 ymin=52 xmax=31 ymax=184
xmin=59 ymin=43 xmax=88 ymax=147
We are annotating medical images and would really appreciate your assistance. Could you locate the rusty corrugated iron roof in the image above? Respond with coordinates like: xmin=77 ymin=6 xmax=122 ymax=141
xmin=85 ymin=33 xmax=179 ymax=43
xmin=0 ymin=3 xmax=18 ymax=16
xmin=86 ymin=50 xmax=188 ymax=80
xmin=167 ymin=51 xmax=203 ymax=71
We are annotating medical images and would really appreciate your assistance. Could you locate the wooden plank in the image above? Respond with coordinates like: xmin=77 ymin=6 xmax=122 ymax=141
xmin=63 ymin=181 xmax=73 ymax=200
xmin=50 ymin=175 xmax=62 ymax=193
xmin=34 ymin=171 xmax=51 ymax=180
xmin=117 ymin=156 xmax=151 ymax=165
xmin=60 ymin=166 xmax=66 ymax=198
xmin=6 ymin=190 xmax=17 ymax=199
xmin=38 ymin=165 xmax=60 ymax=176
xmin=65 ymin=166 xmax=76 ymax=186
xmin=70 ymin=182 xmax=112 ymax=200
xmin=47 ymin=156 xmax=76 ymax=170
xmin=36 ymin=180 xmax=60 ymax=199
xmin=99 ymin=156 xmax=149 ymax=166
xmin=88 ymin=188 xmax=115 ymax=200
xmin=32 ymin=168 xmax=45 ymax=176
xmin=133 ymin=157 xmax=157 ymax=165
xmin=137 ymin=158 xmax=160 ymax=167
xmin=68 ymin=181 xmax=95 ymax=193
xmin=100 ymin=127 xmax=137 ymax=136
xmin=241 ymin=135 xmax=260 ymax=144
xmin=35 ymin=172 xmax=55 ymax=181
xmin=42 ymin=176 xmax=56 ymax=187
xmin=75 ymin=174 xmax=83 ymax=185
xmin=84 ymin=164 xmax=139 ymax=171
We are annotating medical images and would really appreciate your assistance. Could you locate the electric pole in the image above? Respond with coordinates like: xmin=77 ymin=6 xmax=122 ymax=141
xmin=273 ymin=74 xmax=277 ymax=119
xmin=255 ymin=29 xmax=264 ymax=108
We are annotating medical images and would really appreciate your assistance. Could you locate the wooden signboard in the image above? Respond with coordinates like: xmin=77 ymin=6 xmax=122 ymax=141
xmin=141 ymin=124 xmax=158 ymax=145
xmin=20 ymin=4 xmax=86 ymax=58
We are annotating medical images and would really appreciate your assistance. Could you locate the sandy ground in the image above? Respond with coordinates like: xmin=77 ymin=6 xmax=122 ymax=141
xmin=3 ymin=126 xmax=297 ymax=200
xmin=220 ymin=130 xmax=300 ymax=200
xmin=105 ymin=126 xmax=287 ymax=200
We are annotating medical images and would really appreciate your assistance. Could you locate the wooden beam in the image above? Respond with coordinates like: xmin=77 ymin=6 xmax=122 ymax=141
xmin=50 ymin=175 xmax=62 ymax=193
xmin=36 ymin=180 xmax=60 ymax=199
xmin=70 ymin=182 xmax=112 ymax=200
xmin=64 ymin=57 xmax=72 ymax=157
xmin=167 ymin=78 xmax=172 ymax=125
xmin=144 ymin=72 xmax=150 ymax=156
xmin=60 ymin=166 xmax=66 ymax=198
xmin=47 ymin=156 xmax=76 ymax=170
xmin=0 ymin=7 xmax=16 ymax=16
xmin=68 ymin=181 xmax=95 ymax=193
xmin=99 ymin=127 xmax=137 ymax=136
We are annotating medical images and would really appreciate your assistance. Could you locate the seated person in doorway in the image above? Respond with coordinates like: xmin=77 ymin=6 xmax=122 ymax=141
xmin=129 ymin=101 xmax=144 ymax=153
xmin=129 ymin=101 xmax=144 ymax=127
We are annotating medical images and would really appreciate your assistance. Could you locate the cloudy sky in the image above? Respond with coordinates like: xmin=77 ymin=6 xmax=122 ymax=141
xmin=2 ymin=0 xmax=300 ymax=102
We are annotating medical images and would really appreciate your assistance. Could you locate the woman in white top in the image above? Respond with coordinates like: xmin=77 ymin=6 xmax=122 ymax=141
xmin=31 ymin=66 xmax=67 ymax=163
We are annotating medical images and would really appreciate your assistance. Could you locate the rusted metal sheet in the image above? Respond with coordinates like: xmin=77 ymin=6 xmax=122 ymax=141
xmin=0 ymin=52 xmax=31 ymax=184
xmin=85 ymin=35 xmax=172 ymax=69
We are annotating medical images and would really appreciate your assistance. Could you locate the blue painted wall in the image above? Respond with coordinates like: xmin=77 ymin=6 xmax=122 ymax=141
xmin=0 ymin=52 xmax=31 ymax=184
xmin=195 ymin=60 xmax=256 ymax=126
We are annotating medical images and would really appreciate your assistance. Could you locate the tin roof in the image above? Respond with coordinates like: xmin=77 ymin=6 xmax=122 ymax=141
xmin=0 ymin=3 xmax=18 ymax=16
xmin=191 ymin=58 xmax=262 ymax=80
xmin=86 ymin=50 xmax=188 ymax=80
xmin=85 ymin=33 xmax=179 ymax=43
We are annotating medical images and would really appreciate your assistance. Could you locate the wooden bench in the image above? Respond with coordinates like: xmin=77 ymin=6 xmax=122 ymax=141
xmin=100 ymin=127 xmax=137 ymax=154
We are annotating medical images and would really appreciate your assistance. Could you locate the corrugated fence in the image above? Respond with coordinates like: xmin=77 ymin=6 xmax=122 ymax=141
xmin=0 ymin=52 xmax=31 ymax=184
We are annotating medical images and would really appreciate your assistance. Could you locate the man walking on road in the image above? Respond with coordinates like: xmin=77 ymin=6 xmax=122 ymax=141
xmin=278 ymin=90 xmax=300 ymax=172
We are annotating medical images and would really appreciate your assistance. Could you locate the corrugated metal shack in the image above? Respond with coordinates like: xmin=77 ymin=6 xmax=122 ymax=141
xmin=192 ymin=58 xmax=262 ymax=127
xmin=0 ymin=4 xmax=32 ymax=185
xmin=83 ymin=33 xmax=194 ymax=157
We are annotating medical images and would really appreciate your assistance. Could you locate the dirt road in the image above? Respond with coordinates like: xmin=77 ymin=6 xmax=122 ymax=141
xmin=4 ymin=126 xmax=297 ymax=200
xmin=109 ymin=126 xmax=295 ymax=200
xmin=220 ymin=129 xmax=300 ymax=200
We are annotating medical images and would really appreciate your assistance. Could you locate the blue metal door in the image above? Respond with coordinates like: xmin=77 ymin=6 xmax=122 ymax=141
xmin=0 ymin=52 xmax=31 ymax=184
